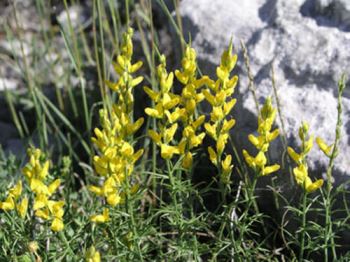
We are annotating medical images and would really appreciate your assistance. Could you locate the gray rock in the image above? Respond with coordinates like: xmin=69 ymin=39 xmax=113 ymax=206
xmin=301 ymin=0 xmax=350 ymax=31
xmin=177 ymin=0 xmax=350 ymax=184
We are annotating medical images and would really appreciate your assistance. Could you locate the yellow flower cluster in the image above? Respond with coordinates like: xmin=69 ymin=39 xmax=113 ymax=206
xmin=243 ymin=97 xmax=280 ymax=176
xmin=175 ymin=46 xmax=211 ymax=169
xmin=204 ymin=42 xmax=238 ymax=184
xmin=0 ymin=180 xmax=28 ymax=219
xmin=89 ymin=28 xmax=144 ymax=221
xmin=288 ymin=122 xmax=324 ymax=193
xmin=22 ymin=148 xmax=64 ymax=232
xmin=145 ymin=55 xmax=183 ymax=160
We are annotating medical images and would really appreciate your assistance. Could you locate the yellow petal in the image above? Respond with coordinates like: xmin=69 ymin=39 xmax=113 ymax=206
xmin=145 ymin=107 xmax=162 ymax=118
xmin=204 ymin=123 xmax=217 ymax=140
xmin=223 ymin=98 xmax=237 ymax=116
xmin=30 ymin=178 xmax=49 ymax=195
xmin=130 ymin=60 xmax=143 ymax=73
xmin=48 ymin=179 xmax=61 ymax=195
xmin=222 ymin=119 xmax=236 ymax=133
xmin=143 ymin=86 xmax=159 ymax=101
xmin=221 ymin=155 xmax=233 ymax=173
xmin=130 ymin=76 xmax=144 ymax=87
xmin=9 ymin=180 xmax=22 ymax=199
xmin=255 ymin=151 xmax=267 ymax=168
xmin=51 ymin=218 xmax=64 ymax=232
xmin=0 ymin=196 xmax=15 ymax=210
xmin=304 ymin=135 xmax=314 ymax=154
xmin=192 ymin=115 xmax=206 ymax=130
xmin=160 ymin=144 xmax=179 ymax=159
xmin=35 ymin=208 xmax=50 ymax=220
xmin=293 ymin=164 xmax=308 ymax=185
xmin=316 ymin=137 xmax=333 ymax=157
xmin=107 ymin=193 xmax=121 ymax=207
xmin=90 ymin=208 xmax=110 ymax=223
xmin=305 ymin=178 xmax=324 ymax=193
xmin=17 ymin=197 xmax=28 ymax=218
xmin=211 ymin=107 xmax=224 ymax=122
xmin=248 ymin=134 xmax=259 ymax=148
xmin=243 ymin=150 xmax=254 ymax=168
xmin=39 ymin=161 xmax=50 ymax=180
xmin=262 ymin=164 xmax=280 ymax=176
xmin=208 ymin=147 xmax=217 ymax=166
xmin=203 ymin=89 xmax=215 ymax=106
xmin=128 ymin=117 xmax=144 ymax=135
xmin=287 ymin=147 xmax=302 ymax=164
xmin=148 ymin=130 xmax=161 ymax=145
xmin=88 ymin=185 xmax=103 ymax=196
xmin=34 ymin=194 xmax=48 ymax=210
xmin=189 ymin=133 xmax=205 ymax=148
xmin=164 ymin=123 xmax=178 ymax=143
xmin=216 ymin=134 xmax=228 ymax=155
xmin=182 ymin=152 xmax=193 ymax=169
xmin=267 ymin=129 xmax=280 ymax=142
xmin=132 ymin=149 xmax=144 ymax=163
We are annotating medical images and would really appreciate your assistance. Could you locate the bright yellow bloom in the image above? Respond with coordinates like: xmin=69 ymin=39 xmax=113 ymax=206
xmin=0 ymin=180 xmax=28 ymax=219
xmin=292 ymin=164 xmax=323 ymax=193
xmin=90 ymin=208 xmax=110 ymax=223
xmin=161 ymin=144 xmax=180 ymax=159
xmin=316 ymin=137 xmax=333 ymax=157
xmin=0 ymin=195 xmax=15 ymax=210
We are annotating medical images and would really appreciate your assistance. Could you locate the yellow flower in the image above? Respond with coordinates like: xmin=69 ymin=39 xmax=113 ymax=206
xmin=16 ymin=197 xmax=28 ymax=218
xmin=293 ymin=164 xmax=308 ymax=185
xmin=208 ymin=147 xmax=217 ymax=166
xmin=304 ymin=177 xmax=324 ymax=193
xmin=221 ymin=155 xmax=233 ymax=175
xmin=293 ymin=164 xmax=323 ymax=193
xmin=0 ymin=196 xmax=15 ymax=210
xmin=261 ymin=164 xmax=280 ymax=176
xmin=90 ymin=208 xmax=110 ymax=223
xmin=51 ymin=217 xmax=64 ymax=232
xmin=182 ymin=152 xmax=193 ymax=169
xmin=161 ymin=144 xmax=179 ymax=159
xmin=9 ymin=180 xmax=22 ymax=199
xmin=316 ymin=137 xmax=333 ymax=157
xmin=288 ymin=147 xmax=302 ymax=164
xmin=164 ymin=123 xmax=178 ymax=143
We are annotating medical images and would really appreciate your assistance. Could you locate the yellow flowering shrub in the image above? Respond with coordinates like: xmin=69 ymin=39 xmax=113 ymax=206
xmin=204 ymin=42 xmax=238 ymax=184
xmin=175 ymin=46 xmax=212 ymax=169
xmin=145 ymin=55 xmax=183 ymax=160
xmin=89 ymin=28 xmax=144 ymax=221
xmin=22 ymin=148 xmax=64 ymax=232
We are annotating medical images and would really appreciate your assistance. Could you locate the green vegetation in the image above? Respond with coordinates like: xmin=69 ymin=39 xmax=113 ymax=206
xmin=0 ymin=1 xmax=349 ymax=261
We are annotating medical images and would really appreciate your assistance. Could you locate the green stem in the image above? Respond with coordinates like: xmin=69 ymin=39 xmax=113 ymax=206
xmin=124 ymin=169 xmax=143 ymax=261
xmin=299 ymin=191 xmax=307 ymax=261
